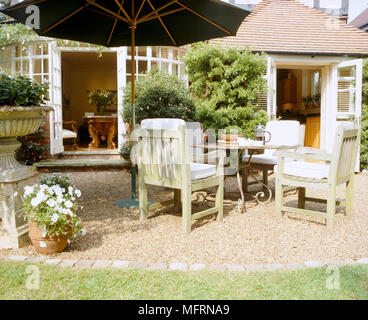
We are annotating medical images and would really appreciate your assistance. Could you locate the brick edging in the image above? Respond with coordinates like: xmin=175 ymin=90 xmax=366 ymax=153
xmin=1 ymin=255 xmax=368 ymax=272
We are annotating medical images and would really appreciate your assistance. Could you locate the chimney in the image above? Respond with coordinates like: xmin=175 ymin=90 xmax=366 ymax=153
xmin=314 ymin=0 xmax=349 ymax=24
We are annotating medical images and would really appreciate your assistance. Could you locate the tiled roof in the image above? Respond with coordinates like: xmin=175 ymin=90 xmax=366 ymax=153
xmin=350 ymin=8 xmax=368 ymax=29
xmin=211 ymin=0 xmax=368 ymax=57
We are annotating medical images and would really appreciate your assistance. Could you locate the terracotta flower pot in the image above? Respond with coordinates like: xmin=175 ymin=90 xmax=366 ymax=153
xmin=28 ymin=220 xmax=70 ymax=255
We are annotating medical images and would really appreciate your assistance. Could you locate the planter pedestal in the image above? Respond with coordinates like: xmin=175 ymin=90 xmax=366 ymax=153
xmin=0 ymin=106 xmax=51 ymax=249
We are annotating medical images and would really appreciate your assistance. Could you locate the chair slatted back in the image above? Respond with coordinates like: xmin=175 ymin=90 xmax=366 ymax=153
xmin=133 ymin=121 xmax=189 ymax=187
xmin=330 ymin=125 xmax=360 ymax=184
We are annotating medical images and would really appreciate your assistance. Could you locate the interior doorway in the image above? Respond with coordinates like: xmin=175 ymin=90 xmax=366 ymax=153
xmin=276 ymin=66 xmax=322 ymax=148
xmin=61 ymin=51 xmax=118 ymax=151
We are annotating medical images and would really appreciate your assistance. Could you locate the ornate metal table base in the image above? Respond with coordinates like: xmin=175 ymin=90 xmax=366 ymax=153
xmin=237 ymin=153 xmax=272 ymax=213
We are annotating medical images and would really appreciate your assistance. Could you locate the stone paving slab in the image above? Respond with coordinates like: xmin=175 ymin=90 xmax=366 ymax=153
xmin=92 ymin=260 xmax=113 ymax=269
xmin=189 ymin=264 xmax=206 ymax=271
xmin=169 ymin=263 xmax=188 ymax=271
xmin=111 ymin=260 xmax=130 ymax=269
xmin=1 ymin=255 xmax=367 ymax=272
xmin=74 ymin=259 xmax=94 ymax=268
xmin=8 ymin=255 xmax=27 ymax=262
xmin=59 ymin=259 xmax=78 ymax=268
xmin=208 ymin=264 xmax=227 ymax=271
xmin=227 ymin=265 xmax=245 ymax=272
xmin=147 ymin=263 xmax=168 ymax=270
xmin=45 ymin=258 xmax=61 ymax=265
xmin=129 ymin=262 xmax=147 ymax=269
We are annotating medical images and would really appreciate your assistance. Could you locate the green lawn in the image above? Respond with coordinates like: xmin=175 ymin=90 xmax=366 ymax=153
xmin=0 ymin=261 xmax=367 ymax=300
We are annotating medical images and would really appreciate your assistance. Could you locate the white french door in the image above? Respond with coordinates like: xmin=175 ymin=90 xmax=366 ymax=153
xmin=48 ymin=42 xmax=64 ymax=155
xmin=330 ymin=59 xmax=362 ymax=171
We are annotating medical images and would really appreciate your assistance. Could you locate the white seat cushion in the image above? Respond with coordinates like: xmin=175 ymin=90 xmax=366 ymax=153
xmin=62 ymin=129 xmax=77 ymax=139
xmin=242 ymin=154 xmax=294 ymax=165
xmin=275 ymin=161 xmax=330 ymax=180
xmin=190 ymin=162 xmax=216 ymax=181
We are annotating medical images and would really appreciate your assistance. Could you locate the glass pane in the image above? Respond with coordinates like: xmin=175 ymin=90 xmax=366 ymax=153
xmin=151 ymin=61 xmax=158 ymax=70
xmin=33 ymin=43 xmax=42 ymax=56
xmin=137 ymin=46 xmax=146 ymax=57
xmin=172 ymin=63 xmax=178 ymax=76
xmin=22 ymin=60 xmax=29 ymax=74
xmin=161 ymin=48 xmax=168 ymax=59
xmin=152 ymin=47 xmax=159 ymax=58
xmin=43 ymin=59 xmax=49 ymax=73
xmin=126 ymin=59 xmax=132 ymax=74
xmin=33 ymin=59 xmax=42 ymax=74
xmin=15 ymin=60 xmax=21 ymax=72
xmin=126 ymin=75 xmax=132 ymax=85
xmin=338 ymin=66 xmax=356 ymax=78
xmin=138 ymin=60 xmax=147 ymax=73
xmin=0 ymin=47 xmax=11 ymax=62
xmin=33 ymin=75 xmax=42 ymax=84
xmin=172 ymin=49 xmax=178 ymax=60
xmin=161 ymin=62 xmax=169 ymax=73
xmin=42 ymin=43 xmax=49 ymax=55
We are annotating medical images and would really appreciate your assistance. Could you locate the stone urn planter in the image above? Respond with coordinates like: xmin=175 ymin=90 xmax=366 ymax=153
xmin=0 ymin=106 xmax=52 ymax=181
xmin=0 ymin=106 xmax=52 ymax=249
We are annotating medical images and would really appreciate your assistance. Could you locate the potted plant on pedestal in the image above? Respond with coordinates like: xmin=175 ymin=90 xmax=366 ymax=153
xmin=87 ymin=89 xmax=116 ymax=115
xmin=22 ymin=173 xmax=85 ymax=255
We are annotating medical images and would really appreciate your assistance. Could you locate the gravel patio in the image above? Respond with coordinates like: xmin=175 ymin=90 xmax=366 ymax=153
xmin=2 ymin=170 xmax=368 ymax=265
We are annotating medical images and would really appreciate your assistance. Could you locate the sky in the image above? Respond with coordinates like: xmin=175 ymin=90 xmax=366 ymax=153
xmin=349 ymin=0 xmax=368 ymax=22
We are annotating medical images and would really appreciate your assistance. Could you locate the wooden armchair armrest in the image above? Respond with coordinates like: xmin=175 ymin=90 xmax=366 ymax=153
xmin=63 ymin=120 xmax=77 ymax=133
xmin=273 ymin=149 xmax=333 ymax=162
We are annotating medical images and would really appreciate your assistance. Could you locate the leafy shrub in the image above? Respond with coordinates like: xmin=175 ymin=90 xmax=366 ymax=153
xmin=0 ymin=73 xmax=48 ymax=106
xmin=183 ymin=43 xmax=268 ymax=138
xmin=0 ymin=72 xmax=49 ymax=165
xmin=122 ymin=69 xmax=195 ymax=126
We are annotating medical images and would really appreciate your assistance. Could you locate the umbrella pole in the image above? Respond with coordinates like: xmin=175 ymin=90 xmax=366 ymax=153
xmin=131 ymin=23 xmax=137 ymax=201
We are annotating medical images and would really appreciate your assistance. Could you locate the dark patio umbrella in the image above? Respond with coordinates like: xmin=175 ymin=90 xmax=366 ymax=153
xmin=1 ymin=0 xmax=249 ymax=207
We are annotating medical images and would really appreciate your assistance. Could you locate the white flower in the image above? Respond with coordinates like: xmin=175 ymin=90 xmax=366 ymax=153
xmin=24 ymin=185 xmax=35 ymax=197
xmin=56 ymin=196 xmax=63 ymax=204
xmin=75 ymin=189 xmax=81 ymax=198
xmin=68 ymin=186 xmax=74 ymax=196
xmin=80 ymin=228 xmax=87 ymax=236
xmin=46 ymin=199 xmax=56 ymax=208
xmin=42 ymin=230 xmax=47 ymax=238
xmin=52 ymin=185 xmax=62 ymax=196
xmin=51 ymin=213 xmax=59 ymax=223
xmin=13 ymin=191 xmax=18 ymax=197
xmin=64 ymin=200 xmax=73 ymax=209
xmin=31 ymin=197 xmax=41 ymax=207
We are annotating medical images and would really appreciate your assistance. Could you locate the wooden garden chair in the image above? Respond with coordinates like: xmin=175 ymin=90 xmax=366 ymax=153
xmin=132 ymin=118 xmax=224 ymax=234
xmin=274 ymin=125 xmax=360 ymax=229
xmin=62 ymin=120 xmax=78 ymax=149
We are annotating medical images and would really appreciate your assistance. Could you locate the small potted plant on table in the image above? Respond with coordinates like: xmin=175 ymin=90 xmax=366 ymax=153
xmin=23 ymin=173 xmax=85 ymax=255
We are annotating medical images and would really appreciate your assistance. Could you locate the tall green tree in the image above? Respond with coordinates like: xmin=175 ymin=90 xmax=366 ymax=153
xmin=183 ymin=43 xmax=268 ymax=138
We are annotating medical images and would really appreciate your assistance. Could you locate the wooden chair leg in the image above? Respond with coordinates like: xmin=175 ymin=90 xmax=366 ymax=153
xmin=298 ymin=187 xmax=306 ymax=209
xmin=216 ymin=178 xmax=224 ymax=222
xmin=275 ymin=177 xmax=284 ymax=218
xmin=346 ymin=176 xmax=354 ymax=216
xmin=182 ymin=187 xmax=192 ymax=234
xmin=139 ymin=181 xmax=148 ymax=222
xmin=242 ymin=165 xmax=249 ymax=193
xmin=326 ymin=184 xmax=336 ymax=230
xmin=174 ymin=189 xmax=182 ymax=212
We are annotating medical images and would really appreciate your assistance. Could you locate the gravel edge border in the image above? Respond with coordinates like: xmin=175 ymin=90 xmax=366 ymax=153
xmin=1 ymin=255 xmax=368 ymax=272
